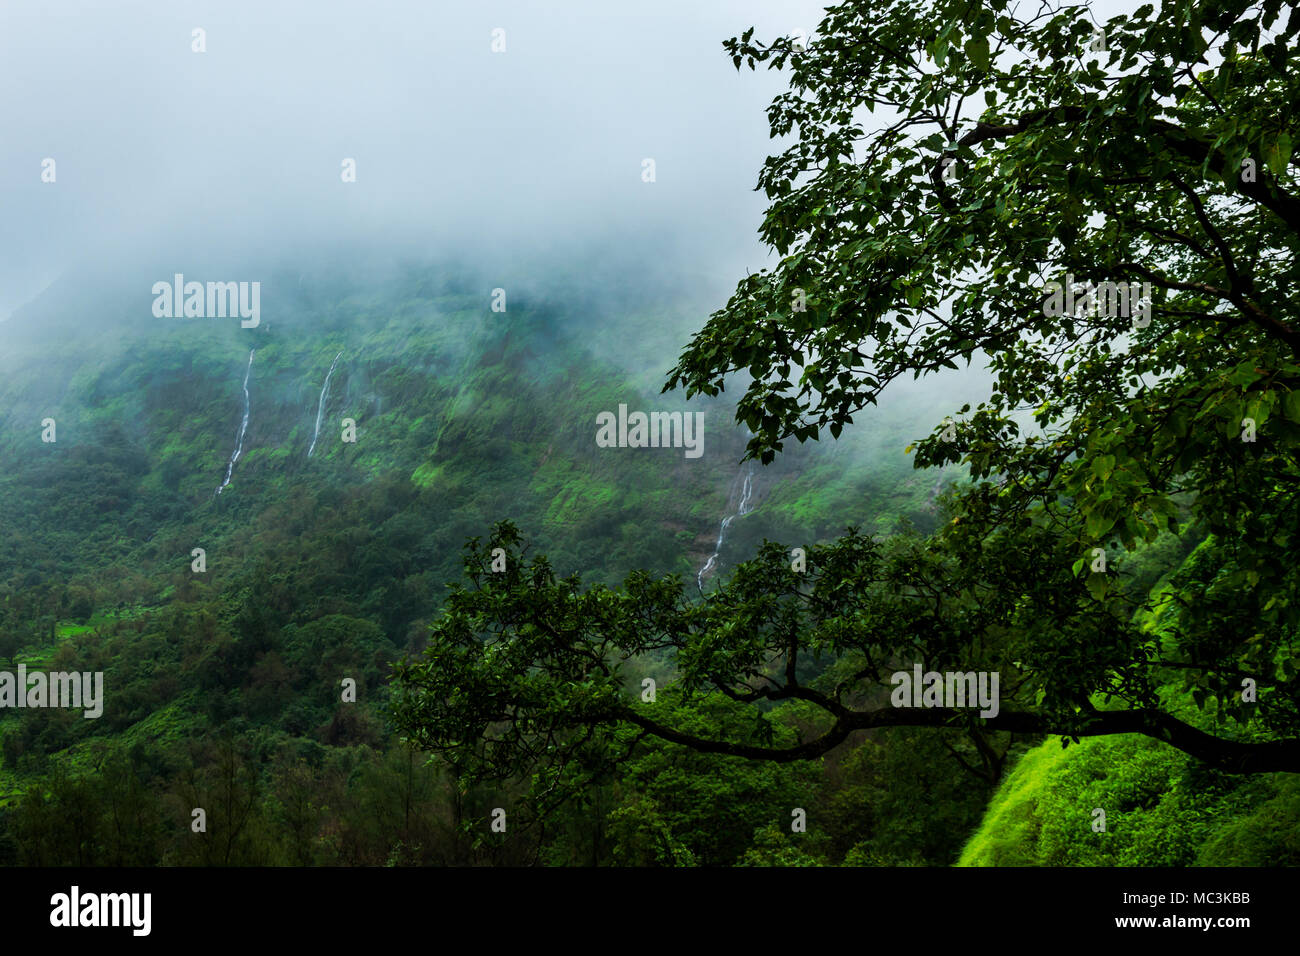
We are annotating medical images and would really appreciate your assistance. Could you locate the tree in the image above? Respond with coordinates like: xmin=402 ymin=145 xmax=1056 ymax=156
xmin=0 ymin=631 xmax=24 ymax=669
xmin=392 ymin=0 xmax=1300 ymax=782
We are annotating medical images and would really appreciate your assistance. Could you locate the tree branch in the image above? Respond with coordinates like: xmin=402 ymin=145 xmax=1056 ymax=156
xmin=620 ymin=704 xmax=1300 ymax=774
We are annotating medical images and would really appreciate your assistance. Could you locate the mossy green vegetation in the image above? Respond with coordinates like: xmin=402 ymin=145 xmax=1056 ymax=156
xmin=959 ymin=730 xmax=1300 ymax=867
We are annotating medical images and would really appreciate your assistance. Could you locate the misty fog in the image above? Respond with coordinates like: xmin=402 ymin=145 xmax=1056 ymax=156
xmin=1 ymin=0 xmax=836 ymax=317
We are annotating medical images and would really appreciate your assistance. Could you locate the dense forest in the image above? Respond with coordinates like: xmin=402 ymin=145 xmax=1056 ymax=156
xmin=0 ymin=250 xmax=1293 ymax=865
xmin=2 ymin=0 xmax=1298 ymax=868
xmin=0 ymin=254 xmax=963 ymax=865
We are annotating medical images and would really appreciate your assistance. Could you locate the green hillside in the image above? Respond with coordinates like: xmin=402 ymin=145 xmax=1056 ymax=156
xmin=0 ymin=259 xmax=956 ymax=865
xmin=2 ymin=258 xmax=1290 ymax=867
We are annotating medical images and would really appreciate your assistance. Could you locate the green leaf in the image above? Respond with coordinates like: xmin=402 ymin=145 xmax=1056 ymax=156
xmin=1264 ymin=131 xmax=1293 ymax=176
xmin=1085 ymin=509 xmax=1116 ymax=539
xmin=1283 ymin=390 xmax=1300 ymax=424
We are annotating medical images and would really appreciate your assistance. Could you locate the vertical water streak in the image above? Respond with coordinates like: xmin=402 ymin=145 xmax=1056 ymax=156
xmin=217 ymin=349 xmax=255 ymax=496
xmin=308 ymin=350 xmax=343 ymax=458
xmin=697 ymin=461 xmax=758 ymax=591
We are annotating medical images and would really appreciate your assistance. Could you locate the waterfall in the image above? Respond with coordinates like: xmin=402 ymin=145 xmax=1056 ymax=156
xmin=216 ymin=349 xmax=255 ymax=496
xmin=697 ymin=461 xmax=757 ymax=591
xmin=307 ymin=350 xmax=343 ymax=458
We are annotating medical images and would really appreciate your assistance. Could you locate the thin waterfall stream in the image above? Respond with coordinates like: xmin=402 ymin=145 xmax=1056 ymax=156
xmin=697 ymin=461 xmax=757 ymax=592
xmin=308 ymin=350 xmax=343 ymax=458
xmin=216 ymin=349 xmax=255 ymax=496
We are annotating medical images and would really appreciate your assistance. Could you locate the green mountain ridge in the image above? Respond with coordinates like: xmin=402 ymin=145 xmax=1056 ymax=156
xmin=0 ymin=258 xmax=957 ymax=864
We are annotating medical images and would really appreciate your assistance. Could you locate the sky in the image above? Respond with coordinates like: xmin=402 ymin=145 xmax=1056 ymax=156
xmin=0 ymin=0 xmax=835 ymax=319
